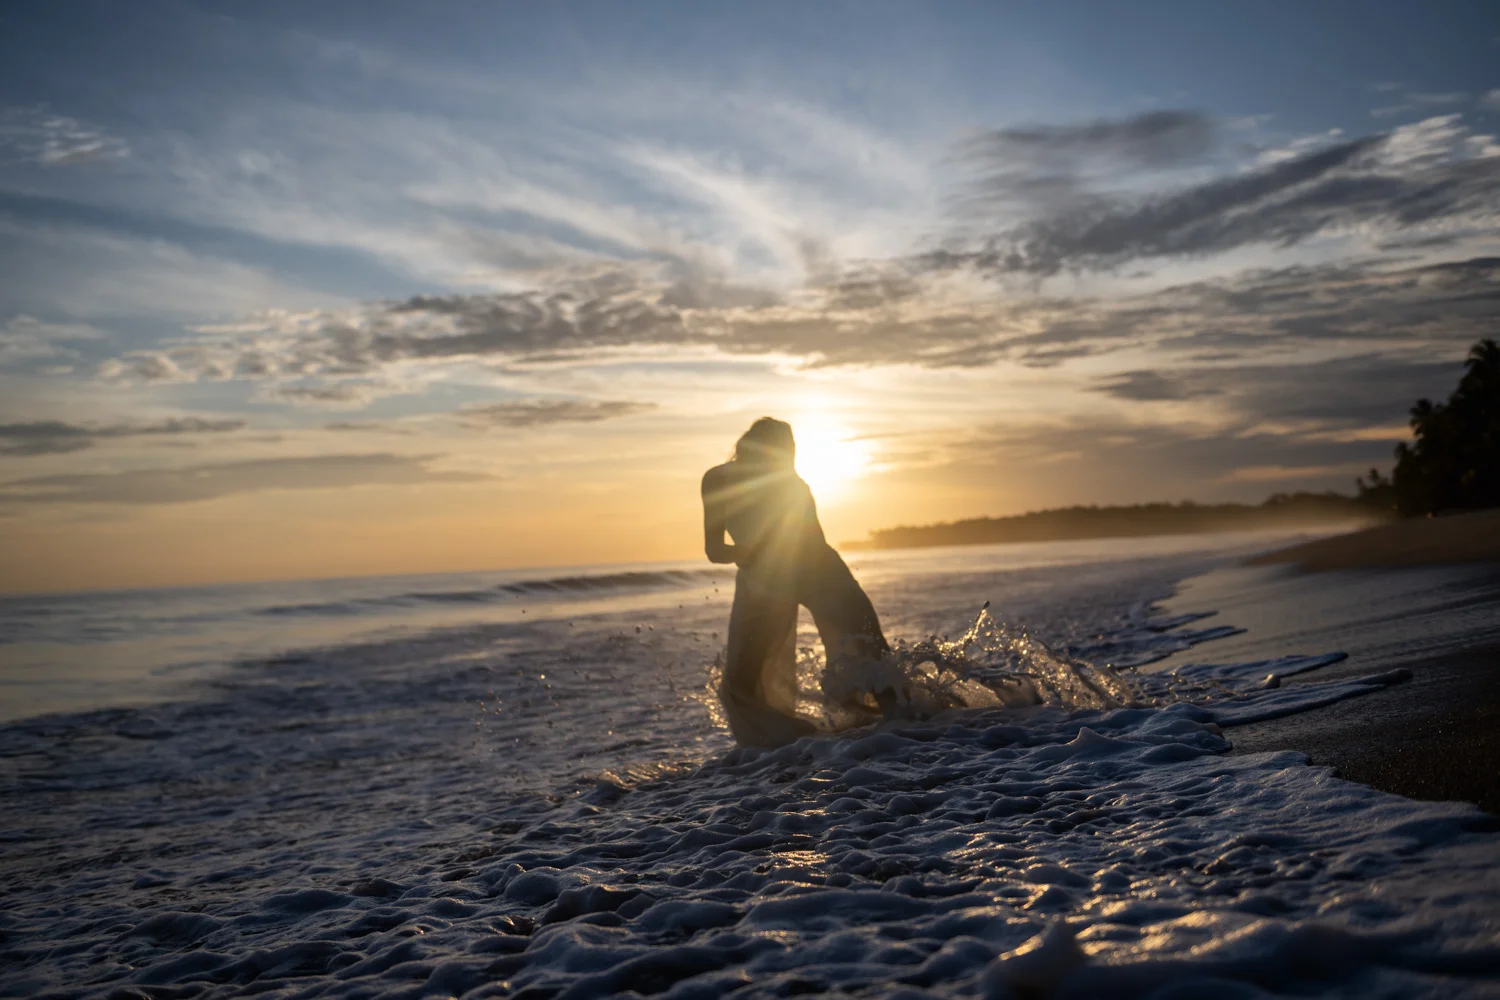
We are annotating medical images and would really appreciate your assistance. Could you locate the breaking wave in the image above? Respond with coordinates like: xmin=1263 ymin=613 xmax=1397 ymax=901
xmin=258 ymin=568 xmax=734 ymax=618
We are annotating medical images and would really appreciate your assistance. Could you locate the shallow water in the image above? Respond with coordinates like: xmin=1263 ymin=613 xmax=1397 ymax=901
xmin=2 ymin=532 xmax=1497 ymax=998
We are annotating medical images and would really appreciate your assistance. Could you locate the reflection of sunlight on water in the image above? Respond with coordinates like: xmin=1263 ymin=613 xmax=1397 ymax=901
xmin=0 ymin=531 xmax=1324 ymax=725
xmin=699 ymin=651 xmax=730 ymax=730
xmin=0 ymin=578 xmax=733 ymax=723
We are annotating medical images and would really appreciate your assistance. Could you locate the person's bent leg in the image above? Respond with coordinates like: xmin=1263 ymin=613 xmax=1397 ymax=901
xmin=724 ymin=578 xmax=798 ymax=706
xmin=721 ymin=570 xmax=815 ymax=747
xmin=799 ymin=547 xmax=889 ymax=662
xmin=797 ymin=547 xmax=898 ymax=719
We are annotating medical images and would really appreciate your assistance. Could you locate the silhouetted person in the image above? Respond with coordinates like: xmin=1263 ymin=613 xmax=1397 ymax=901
xmin=702 ymin=417 xmax=890 ymax=746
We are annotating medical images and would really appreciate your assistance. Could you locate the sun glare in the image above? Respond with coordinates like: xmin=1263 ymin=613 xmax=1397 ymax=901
xmin=793 ymin=414 xmax=871 ymax=502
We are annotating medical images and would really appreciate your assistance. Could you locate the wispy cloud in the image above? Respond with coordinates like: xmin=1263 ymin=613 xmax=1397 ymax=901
xmin=1370 ymin=88 xmax=1470 ymax=119
xmin=457 ymin=399 xmax=655 ymax=428
xmin=0 ymin=315 xmax=103 ymax=371
xmin=1219 ymin=463 xmax=1356 ymax=483
xmin=1092 ymin=370 xmax=1220 ymax=402
xmin=0 ymin=107 xmax=129 ymax=167
xmin=268 ymin=382 xmax=409 ymax=409
xmin=0 ymin=417 xmax=245 ymax=457
xmin=0 ymin=453 xmax=484 ymax=505
xmin=0 ymin=217 xmax=338 ymax=321
xmin=947 ymin=416 xmax=1403 ymax=504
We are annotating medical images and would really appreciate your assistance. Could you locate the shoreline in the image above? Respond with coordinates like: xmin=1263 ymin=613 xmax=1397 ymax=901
xmin=1154 ymin=558 xmax=1500 ymax=813
xmin=1246 ymin=508 xmax=1500 ymax=571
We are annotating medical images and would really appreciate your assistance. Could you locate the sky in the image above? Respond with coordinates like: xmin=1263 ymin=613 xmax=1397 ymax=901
xmin=0 ymin=0 xmax=1497 ymax=593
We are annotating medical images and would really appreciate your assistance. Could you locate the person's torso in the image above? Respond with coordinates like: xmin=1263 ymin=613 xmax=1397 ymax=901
xmin=705 ymin=463 xmax=826 ymax=568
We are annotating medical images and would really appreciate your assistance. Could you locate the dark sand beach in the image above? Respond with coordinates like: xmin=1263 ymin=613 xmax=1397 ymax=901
xmin=1247 ymin=508 xmax=1500 ymax=571
xmin=1157 ymin=512 xmax=1500 ymax=813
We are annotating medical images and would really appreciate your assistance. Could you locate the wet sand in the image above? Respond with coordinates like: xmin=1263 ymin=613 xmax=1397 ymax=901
xmin=1247 ymin=508 xmax=1500 ymax=571
xmin=1153 ymin=558 xmax=1500 ymax=813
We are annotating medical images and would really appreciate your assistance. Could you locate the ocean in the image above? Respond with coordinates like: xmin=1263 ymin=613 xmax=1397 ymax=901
xmin=2 ymin=531 xmax=1497 ymax=998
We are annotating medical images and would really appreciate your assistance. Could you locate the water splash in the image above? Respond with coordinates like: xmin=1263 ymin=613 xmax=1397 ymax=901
xmin=809 ymin=603 xmax=1143 ymax=729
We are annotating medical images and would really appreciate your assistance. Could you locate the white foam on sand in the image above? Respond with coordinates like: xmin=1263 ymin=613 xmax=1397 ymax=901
xmin=1 ymin=544 xmax=1497 ymax=998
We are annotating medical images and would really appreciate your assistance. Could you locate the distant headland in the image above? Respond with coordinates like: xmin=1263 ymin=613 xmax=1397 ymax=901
xmin=849 ymin=337 xmax=1498 ymax=554
xmin=842 ymin=492 xmax=1387 ymax=552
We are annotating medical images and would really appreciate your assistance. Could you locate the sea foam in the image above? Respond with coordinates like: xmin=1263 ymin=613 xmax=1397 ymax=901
xmin=1 ymin=540 xmax=1496 ymax=997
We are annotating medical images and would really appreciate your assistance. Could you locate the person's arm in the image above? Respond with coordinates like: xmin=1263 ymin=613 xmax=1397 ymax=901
xmin=702 ymin=471 xmax=739 ymax=565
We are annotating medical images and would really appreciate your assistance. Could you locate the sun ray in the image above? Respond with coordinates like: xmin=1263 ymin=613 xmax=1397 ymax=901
xmin=791 ymin=412 xmax=871 ymax=502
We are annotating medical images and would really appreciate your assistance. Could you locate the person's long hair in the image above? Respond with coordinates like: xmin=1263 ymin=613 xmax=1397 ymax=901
xmin=733 ymin=417 xmax=795 ymax=467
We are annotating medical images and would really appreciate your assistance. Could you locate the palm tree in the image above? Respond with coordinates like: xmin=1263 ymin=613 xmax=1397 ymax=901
xmin=1391 ymin=338 xmax=1500 ymax=516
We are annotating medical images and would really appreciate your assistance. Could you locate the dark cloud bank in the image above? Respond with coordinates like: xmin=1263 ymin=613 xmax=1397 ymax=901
xmin=936 ymin=111 xmax=1499 ymax=277
xmin=1092 ymin=354 xmax=1466 ymax=427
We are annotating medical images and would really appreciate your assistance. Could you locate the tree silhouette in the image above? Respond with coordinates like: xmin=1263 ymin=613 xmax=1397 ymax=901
xmin=1387 ymin=338 xmax=1500 ymax=517
xmin=1354 ymin=467 xmax=1396 ymax=512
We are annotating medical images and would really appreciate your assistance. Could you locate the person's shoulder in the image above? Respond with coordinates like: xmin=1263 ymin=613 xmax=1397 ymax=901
xmin=701 ymin=462 xmax=734 ymax=494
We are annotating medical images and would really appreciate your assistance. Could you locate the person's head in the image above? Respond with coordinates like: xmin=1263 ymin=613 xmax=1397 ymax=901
xmin=734 ymin=417 xmax=795 ymax=468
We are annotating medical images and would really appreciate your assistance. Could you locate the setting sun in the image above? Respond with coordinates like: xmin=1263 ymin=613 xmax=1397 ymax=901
xmin=792 ymin=414 xmax=872 ymax=502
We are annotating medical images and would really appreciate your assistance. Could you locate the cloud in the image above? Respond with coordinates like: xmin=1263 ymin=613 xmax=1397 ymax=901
xmin=0 ymin=453 xmax=485 ymax=505
xmin=950 ymin=415 xmax=1400 ymax=503
xmin=1093 ymin=370 xmax=1221 ymax=402
xmin=1144 ymin=256 xmax=1500 ymax=358
xmin=0 ymin=315 xmax=103 ymax=371
xmin=956 ymin=110 xmax=1216 ymax=214
xmin=73 ymin=109 xmax=1500 ymax=401
xmin=0 ymin=106 xmax=129 ymax=167
xmin=267 ymin=382 xmax=410 ymax=408
xmin=1483 ymin=90 xmax=1500 ymax=112
xmin=0 ymin=417 xmax=246 ymax=456
xmin=0 ymin=217 xmax=338 ymax=324
xmin=935 ymin=115 xmax=1500 ymax=277
xmin=64 ymin=87 xmax=919 ymax=301
xmin=1369 ymin=89 xmax=1468 ymax=119
xmin=324 ymin=421 xmax=415 ymax=435
xmin=933 ymin=350 xmax=1469 ymax=502
xmin=98 ymin=352 xmax=199 ymax=383
xmin=457 ymin=399 xmax=655 ymax=428
xmin=1093 ymin=354 xmax=1463 ymax=430
xmin=973 ymin=110 xmax=1216 ymax=167
xmin=91 ymin=254 xmax=1500 ymax=388
xmin=1410 ymin=92 xmax=1468 ymax=106
xmin=1220 ymin=463 xmax=1356 ymax=483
